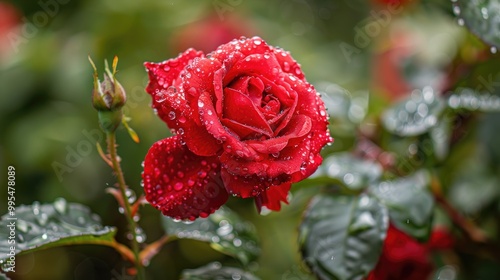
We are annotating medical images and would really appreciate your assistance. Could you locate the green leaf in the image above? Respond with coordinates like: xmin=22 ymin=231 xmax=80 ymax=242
xmin=161 ymin=206 xmax=260 ymax=265
xmin=455 ymin=0 xmax=500 ymax=50
xmin=448 ymin=149 xmax=500 ymax=214
xmin=0 ymin=198 xmax=116 ymax=263
xmin=299 ymin=194 xmax=388 ymax=280
xmin=315 ymin=153 xmax=383 ymax=192
xmin=382 ymin=87 xmax=445 ymax=136
xmin=447 ymin=88 xmax=500 ymax=112
xmin=368 ymin=171 xmax=434 ymax=241
xmin=0 ymin=271 xmax=11 ymax=280
xmin=180 ymin=262 xmax=261 ymax=280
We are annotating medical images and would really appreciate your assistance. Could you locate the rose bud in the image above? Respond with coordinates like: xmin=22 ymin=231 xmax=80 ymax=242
xmin=90 ymin=56 xmax=126 ymax=132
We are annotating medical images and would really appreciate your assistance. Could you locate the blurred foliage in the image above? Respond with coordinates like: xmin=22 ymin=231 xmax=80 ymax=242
xmin=1 ymin=0 xmax=500 ymax=279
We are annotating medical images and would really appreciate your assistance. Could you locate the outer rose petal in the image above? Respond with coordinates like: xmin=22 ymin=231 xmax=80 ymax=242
xmin=145 ymin=48 xmax=204 ymax=129
xmin=271 ymin=46 xmax=306 ymax=82
xmin=220 ymin=163 xmax=292 ymax=198
xmin=142 ymin=136 xmax=228 ymax=220
xmin=254 ymin=183 xmax=291 ymax=213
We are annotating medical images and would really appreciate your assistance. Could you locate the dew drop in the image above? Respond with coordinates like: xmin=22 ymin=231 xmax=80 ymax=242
xmin=452 ymin=5 xmax=460 ymax=16
xmin=54 ymin=197 xmax=67 ymax=214
xmin=17 ymin=220 xmax=29 ymax=233
xmin=198 ymin=100 xmax=204 ymax=108
xmin=457 ymin=18 xmax=464 ymax=26
xmin=168 ymin=111 xmax=176 ymax=120
xmin=77 ymin=216 xmax=86 ymax=225
xmin=283 ymin=61 xmax=291 ymax=71
xmin=481 ymin=7 xmax=489 ymax=19
xmin=37 ymin=213 xmax=48 ymax=226
xmin=491 ymin=46 xmax=497 ymax=54
xmin=174 ymin=182 xmax=184 ymax=191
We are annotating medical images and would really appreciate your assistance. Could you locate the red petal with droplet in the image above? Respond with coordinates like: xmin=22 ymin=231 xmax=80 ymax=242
xmin=223 ymin=87 xmax=272 ymax=137
xmin=211 ymin=36 xmax=272 ymax=65
xmin=142 ymin=136 xmax=228 ymax=220
xmin=144 ymin=48 xmax=204 ymax=128
xmin=220 ymin=167 xmax=290 ymax=198
xmin=271 ymin=46 xmax=306 ymax=82
xmin=254 ymin=183 xmax=291 ymax=212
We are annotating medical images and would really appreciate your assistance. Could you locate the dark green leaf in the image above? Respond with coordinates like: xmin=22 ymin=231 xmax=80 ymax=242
xmin=382 ymin=87 xmax=445 ymax=136
xmin=161 ymin=206 xmax=260 ymax=265
xmin=0 ymin=271 xmax=11 ymax=280
xmin=0 ymin=198 xmax=116 ymax=263
xmin=180 ymin=262 xmax=261 ymax=280
xmin=299 ymin=194 xmax=388 ymax=280
xmin=447 ymin=88 xmax=500 ymax=112
xmin=315 ymin=153 xmax=383 ymax=192
xmin=368 ymin=171 xmax=434 ymax=241
xmin=455 ymin=0 xmax=500 ymax=49
xmin=448 ymin=150 xmax=500 ymax=214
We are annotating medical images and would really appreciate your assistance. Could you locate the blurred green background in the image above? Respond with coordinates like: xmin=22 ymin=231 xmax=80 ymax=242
xmin=2 ymin=0 xmax=498 ymax=279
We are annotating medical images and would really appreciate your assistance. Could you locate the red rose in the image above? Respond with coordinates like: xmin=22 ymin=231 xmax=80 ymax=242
xmin=367 ymin=225 xmax=454 ymax=280
xmin=143 ymin=36 xmax=332 ymax=220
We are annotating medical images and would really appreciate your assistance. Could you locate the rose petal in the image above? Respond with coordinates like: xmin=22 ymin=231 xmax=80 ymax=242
xmin=291 ymin=81 xmax=332 ymax=154
xmin=254 ymin=183 xmax=291 ymax=212
xmin=228 ymin=76 xmax=265 ymax=105
xmin=220 ymin=167 xmax=289 ymax=198
xmin=221 ymin=118 xmax=272 ymax=140
xmin=145 ymin=49 xmax=204 ymax=127
xmin=223 ymin=87 xmax=272 ymax=136
xmin=142 ymin=136 xmax=228 ymax=220
xmin=271 ymin=46 xmax=306 ymax=82
xmin=198 ymin=91 xmax=259 ymax=160
xmin=211 ymin=36 xmax=272 ymax=66
xmin=246 ymin=114 xmax=311 ymax=154
xmin=224 ymin=53 xmax=282 ymax=85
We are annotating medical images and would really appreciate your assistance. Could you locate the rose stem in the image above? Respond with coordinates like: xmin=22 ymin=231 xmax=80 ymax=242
xmin=106 ymin=131 xmax=146 ymax=280
xmin=430 ymin=176 xmax=487 ymax=243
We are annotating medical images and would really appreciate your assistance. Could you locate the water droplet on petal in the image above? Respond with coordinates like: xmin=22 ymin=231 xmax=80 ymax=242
xmin=168 ymin=111 xmax=176 ymax=120
xmin=174 ymin=182 xmax=184 ymax=191
xmin=283 ymin=61 xmax=290 ymax=71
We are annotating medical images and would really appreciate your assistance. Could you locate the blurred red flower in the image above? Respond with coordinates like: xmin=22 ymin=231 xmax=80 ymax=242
xmin=367 ymin=225 xmax=454 ymax=280
xmin=0 ymin=1 xmax=21 ymax=59
xmin=171 ymin=13 xmax=256 ymax=54
xmin=143 ymin=36 xmax=332 ymax=220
